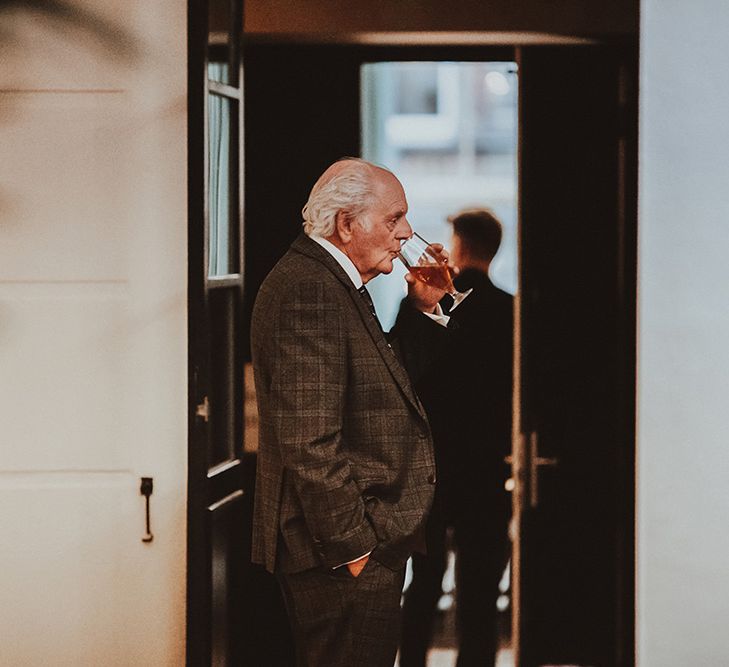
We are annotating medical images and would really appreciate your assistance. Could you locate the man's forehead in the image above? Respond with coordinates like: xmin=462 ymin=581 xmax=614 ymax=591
xmin=373 ymin=171 xmax=406 ymax=204
xmin=373 ymin=168 xmax=400 ymax=188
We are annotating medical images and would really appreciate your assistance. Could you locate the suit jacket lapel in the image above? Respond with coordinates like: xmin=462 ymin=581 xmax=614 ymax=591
xmin=291 ymin=234 xmax=424 ymax=416
xmin=349 ymin=282 xmax=425 ymax=415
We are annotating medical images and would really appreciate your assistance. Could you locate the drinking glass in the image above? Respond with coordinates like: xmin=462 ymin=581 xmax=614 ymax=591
xmin=398 ymin=232 xmax=471 ymax=308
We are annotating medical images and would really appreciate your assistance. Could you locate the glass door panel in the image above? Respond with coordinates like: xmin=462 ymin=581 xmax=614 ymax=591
xmin=208 ymin=94 xmax=235 ymax=277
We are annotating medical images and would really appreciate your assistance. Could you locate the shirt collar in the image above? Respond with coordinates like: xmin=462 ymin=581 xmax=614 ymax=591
xmin=310 ymin=235 xmax=363 ymax=289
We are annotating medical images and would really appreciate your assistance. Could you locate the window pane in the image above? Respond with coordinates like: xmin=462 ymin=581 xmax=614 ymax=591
xmin=394 ymin=64 xmax=438 ymax=114
xmin=361 ymin=61 xmax=519 ymax=331
xmin=208 ymin=94 xmax=233 ymax=277
xmin=210 ymin=495 xmax=245 ymax=665
xmin=208 ymin=289 xmax=239 ymax=466
xmin=208 ymin=60 xmax=230 ymax=85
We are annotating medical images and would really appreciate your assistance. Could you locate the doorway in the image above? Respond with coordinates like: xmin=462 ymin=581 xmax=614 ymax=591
xmin=243 ymin=39 xmax=636 ymax=667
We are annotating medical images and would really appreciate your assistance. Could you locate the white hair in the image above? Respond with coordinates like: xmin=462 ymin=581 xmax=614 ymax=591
xmin=302 ymin=158 xmax=389 ymax=237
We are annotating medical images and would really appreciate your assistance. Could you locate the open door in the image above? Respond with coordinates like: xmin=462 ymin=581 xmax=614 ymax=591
xmin=512 ymin=45 xmax=636 ymax=667
xmin=187 ymin=1 xmax=250 ymax=665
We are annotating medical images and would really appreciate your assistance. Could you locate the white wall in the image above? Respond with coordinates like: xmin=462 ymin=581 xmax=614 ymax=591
xmin=638 ymin=2 xmax=729 ymax=665
xmin=0 ymin=2 xmax=187 ymax=664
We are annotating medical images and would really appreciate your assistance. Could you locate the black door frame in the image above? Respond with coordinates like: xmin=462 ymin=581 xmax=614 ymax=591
xmin=187 ymin=1 xmax=247 ymax=665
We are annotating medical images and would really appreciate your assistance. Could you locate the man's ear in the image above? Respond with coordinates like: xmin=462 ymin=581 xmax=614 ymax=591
xmin=335 ymin=210 xmax=354 ymax=243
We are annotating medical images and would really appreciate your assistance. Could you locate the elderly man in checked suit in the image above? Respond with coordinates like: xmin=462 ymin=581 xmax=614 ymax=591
xmin=251 ymin=158 xmax=454 ymax=667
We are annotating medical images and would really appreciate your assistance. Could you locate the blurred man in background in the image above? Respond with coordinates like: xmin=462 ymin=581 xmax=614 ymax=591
xmin=400 ymin=208 xmax=513 ymax=667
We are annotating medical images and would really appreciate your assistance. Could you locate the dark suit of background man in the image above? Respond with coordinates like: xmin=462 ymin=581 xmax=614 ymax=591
xmin=251 ymin=158 xmax=455 ymax=667
xmin=400 ymin=208 xmax=513 ymax=667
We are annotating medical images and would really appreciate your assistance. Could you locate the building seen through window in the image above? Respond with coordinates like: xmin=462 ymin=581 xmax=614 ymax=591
xmin=361 ymin=61 xmax=518 ymax=330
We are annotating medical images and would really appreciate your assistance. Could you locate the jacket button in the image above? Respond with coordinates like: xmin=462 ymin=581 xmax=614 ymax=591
xmin=427 ymin=473 xmax=436 ymax=485
xmin=418 ymin=429 xmax=427 ymax=440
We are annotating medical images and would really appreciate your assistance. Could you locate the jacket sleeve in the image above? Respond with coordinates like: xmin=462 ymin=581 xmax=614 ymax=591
xmin=392 ymin=297 xmax=456 ymax=385
xmin=268 ymin=281 xmax=377 ymax=569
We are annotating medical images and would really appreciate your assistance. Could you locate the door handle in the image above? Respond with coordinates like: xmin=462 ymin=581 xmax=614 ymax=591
xmin=504 ymin=455 xmax=515 ymax=492
xmin=196 ymin=395 xmax=210 ymax=423
xmin=140 ymin=477 xmax=154 ymax=543
xmin=528 ymin=431 xmax=558 ymax=508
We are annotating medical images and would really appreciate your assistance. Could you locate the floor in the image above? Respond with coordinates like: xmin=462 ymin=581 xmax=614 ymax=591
xmin=417 ymin=647 xmax=514 ymax=667
xmin=395 ymin=550 xmax=514 ymax=667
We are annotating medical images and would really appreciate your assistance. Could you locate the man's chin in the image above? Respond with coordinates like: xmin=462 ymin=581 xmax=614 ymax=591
xmin=378 ymin=259 xmax=394 ymax=275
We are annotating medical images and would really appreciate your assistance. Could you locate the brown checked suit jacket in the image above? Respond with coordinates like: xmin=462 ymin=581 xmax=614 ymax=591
xmin=251 ymin=233 xmax=439 ymax=574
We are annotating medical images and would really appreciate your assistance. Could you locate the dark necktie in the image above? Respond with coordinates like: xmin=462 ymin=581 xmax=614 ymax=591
xmin=357 ymin=285 xmax=381 ymax=330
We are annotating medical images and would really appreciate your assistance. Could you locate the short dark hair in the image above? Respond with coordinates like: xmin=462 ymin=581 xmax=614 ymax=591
xmin=448 ymin=208 xmax=503 ymax=261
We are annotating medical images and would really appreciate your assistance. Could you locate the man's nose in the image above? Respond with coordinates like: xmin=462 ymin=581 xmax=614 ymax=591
xmin=397 ymin=217 xmax=413 ymax=240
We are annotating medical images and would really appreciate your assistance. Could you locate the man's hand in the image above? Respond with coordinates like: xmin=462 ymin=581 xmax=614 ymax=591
xmin=347 ymin=554 xmax=370 ymax=578
xmin=405 ymin=243 xmax=457 ymax=313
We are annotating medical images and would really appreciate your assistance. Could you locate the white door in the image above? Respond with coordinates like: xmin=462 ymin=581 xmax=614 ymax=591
xmin=0 ymin=3 xmax=187 ymax=665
